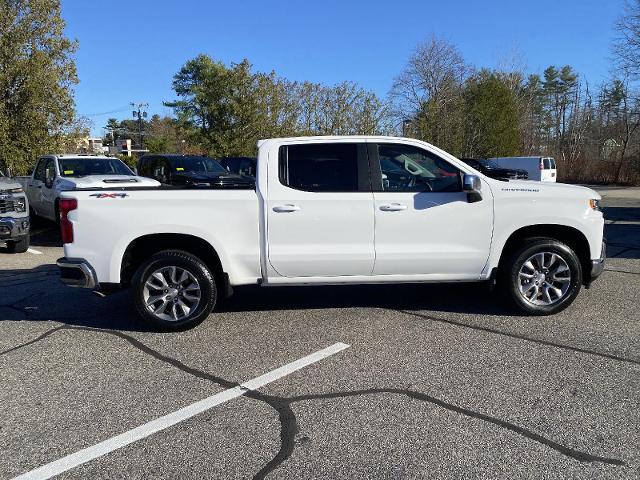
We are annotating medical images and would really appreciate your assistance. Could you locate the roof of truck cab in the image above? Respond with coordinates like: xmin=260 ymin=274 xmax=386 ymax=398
xmin=55 ymin=154 xmax=116 ymax=159
xmin=259 ymin=135 xmax=411 ymax=145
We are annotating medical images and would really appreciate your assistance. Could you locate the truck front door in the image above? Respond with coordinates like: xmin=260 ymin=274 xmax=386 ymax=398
xmin=28 ymin=158 xmax=47 ymax=215
xmin=41 ymin=158 xmax=58 ymax=221
xmin=266 ymin=142 xmax=375 ymax=278
xmin=370 ymin=143 xmax=493 ymax=278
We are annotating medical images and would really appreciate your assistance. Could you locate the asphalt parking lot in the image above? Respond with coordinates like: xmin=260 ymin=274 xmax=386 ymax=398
xmin=1 ymin=187 xmax=639 ymax=480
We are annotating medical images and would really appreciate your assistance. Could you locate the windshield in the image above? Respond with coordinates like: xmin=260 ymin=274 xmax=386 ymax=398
xmin=478 ymin=159 xmax=502 ymax=169
xmin=58 ymin=158 xmax=133 ymax=177
xmin=171 ymin=157 xmax=225 ymax=173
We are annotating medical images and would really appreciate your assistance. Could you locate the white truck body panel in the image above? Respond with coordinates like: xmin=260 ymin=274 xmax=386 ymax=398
xmin=61 ymin=136 xmax=603 ymax=289
xmin=490 ymin=156 xmax=557 ymax=182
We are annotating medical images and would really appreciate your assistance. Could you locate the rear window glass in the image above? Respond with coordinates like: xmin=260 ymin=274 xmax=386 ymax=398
xmin=543 ymin=158 xmax=552 ymax=169
xmin=280 ymin=144 xmax=358 ymax=192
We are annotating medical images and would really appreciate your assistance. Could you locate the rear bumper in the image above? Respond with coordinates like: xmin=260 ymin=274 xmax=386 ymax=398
xmin=0 ymin=216 xmax=30 ymax=241
xmin=56 ymin=257 xmax=98 ymax=289
xmin=587 ymin=239 xmax=606 ymax=286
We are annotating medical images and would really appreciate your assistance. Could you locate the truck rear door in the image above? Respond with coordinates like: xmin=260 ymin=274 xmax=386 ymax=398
xmin=266 ymin=142 xmax=375 ymax=278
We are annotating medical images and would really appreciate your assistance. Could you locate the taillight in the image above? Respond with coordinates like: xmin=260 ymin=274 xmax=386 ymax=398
xmin=59 ymin=198 xmax=77 ymax=244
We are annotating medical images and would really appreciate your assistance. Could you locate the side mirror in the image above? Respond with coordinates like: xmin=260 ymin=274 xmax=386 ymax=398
xmin=463 ymin=174 xmax=482 ymax=203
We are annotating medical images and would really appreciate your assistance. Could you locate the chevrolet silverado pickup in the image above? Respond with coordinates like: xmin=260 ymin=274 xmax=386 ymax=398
xmin=56 ymin=136 xmax=605 ymax=330
xmin=0 ymin=171 xmax=30 ymax=253
xmin=17 ymin=154 xmax=159 ymax=222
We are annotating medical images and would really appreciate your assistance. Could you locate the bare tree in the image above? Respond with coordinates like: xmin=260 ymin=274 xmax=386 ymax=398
xmin=614 ymin=0 xmax=640 ymax=79
xmin=390 ymin=35 xmax=472 ymax=152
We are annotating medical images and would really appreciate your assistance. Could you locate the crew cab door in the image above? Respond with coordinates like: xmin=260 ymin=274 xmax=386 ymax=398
xmin=41 ymin=158 xmax=58 ymax=220
xmin=28 ymin=158 xmax=48 ymax=214
xmin=370 ymin=142 xmax=493 ymax=277
xmin=266 ymin=142 xmax=374 ymax=278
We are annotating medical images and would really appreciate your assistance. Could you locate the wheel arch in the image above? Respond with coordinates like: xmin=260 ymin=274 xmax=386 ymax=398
xmin=497 ymin=224 xmax=592 ymax=284
xmin=120 ymin=233 xmax=228 ymax=293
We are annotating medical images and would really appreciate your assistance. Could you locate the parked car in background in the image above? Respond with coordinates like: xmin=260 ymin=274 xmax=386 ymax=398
xmin=16 ymin=154 xmax=159 ymax=222
xmin=460 ymin=158 xmax=528 ymax=180
xmin=137 ymin=154 xmax=255 ymax=188
xmin=57 ymin=136 xmax=604 ymax=331
xmin=218 ymin=157 xmax=257 ymax=178
xmin=0 ymin=169 xmax=30 ymax=253
xmin=489 ymin=156 xmax=557 ymax=182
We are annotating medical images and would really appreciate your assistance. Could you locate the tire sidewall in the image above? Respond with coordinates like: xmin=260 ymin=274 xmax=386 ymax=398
xmin=131 ymin=251 xmax=216 ymax=331
xmin=7 ymin=236 xmax=30 ymax=253
xmin=507 ymin=240 xmax=582 ymax=315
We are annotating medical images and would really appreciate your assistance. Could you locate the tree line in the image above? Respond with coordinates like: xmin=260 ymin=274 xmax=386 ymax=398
xmin=1 ymin=0 xmax=639 ymax=184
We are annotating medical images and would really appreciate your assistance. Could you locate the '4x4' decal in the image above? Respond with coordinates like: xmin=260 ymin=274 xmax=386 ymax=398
xmin=89 ymin=193 xmax=128 ymax=198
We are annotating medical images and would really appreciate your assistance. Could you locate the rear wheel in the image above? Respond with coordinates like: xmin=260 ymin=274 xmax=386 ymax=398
xmin=130 ymin=250 xmax=217 ymax=331
xmin=502 ymin=238 xmax=582 ymax=315
xmin=6 ymin=236 xmax=30 ymax=253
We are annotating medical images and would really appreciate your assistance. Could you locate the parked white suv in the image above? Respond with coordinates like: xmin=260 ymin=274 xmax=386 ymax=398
xmin=56 ymin=137 xmax=605 ymax=330
xmin=17 ymin=154 xmax=159 ymax=222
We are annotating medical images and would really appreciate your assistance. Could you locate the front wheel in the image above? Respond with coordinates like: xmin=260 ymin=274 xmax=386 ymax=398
xmin=6 ymin=236 xmax=30 ymax=253
xmin=502 ymin=238 xmax=583 ymax=315
xmin=130 ymin=250 xmax=217 ymax=331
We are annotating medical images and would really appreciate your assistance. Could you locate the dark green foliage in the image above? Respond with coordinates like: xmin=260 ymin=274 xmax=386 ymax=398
xmin=0 ymin=0 xmax=79 ymax=175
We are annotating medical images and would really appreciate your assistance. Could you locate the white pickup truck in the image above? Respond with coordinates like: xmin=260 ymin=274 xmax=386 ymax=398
xmin=17 ymin=154 xmax=159 ymax=222
xmin=56 ymin=136 xmax=605 ymax=330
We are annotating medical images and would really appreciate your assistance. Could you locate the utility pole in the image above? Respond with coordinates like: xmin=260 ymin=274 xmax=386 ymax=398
xmin=130 ymin=102 xmax=149 ymax=149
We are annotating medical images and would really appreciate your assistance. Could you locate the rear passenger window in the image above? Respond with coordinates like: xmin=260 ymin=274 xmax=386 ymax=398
xmin=543 ymin=158 xmax=551 ymax=169
xmin=280 ymin=144 xmax=359 ymax=192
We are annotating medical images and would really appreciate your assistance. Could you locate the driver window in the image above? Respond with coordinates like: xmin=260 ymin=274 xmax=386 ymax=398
xmin=34 ymin=158 xmax=47 ymax=182
xmin=377 ymin=144 xmax=461 ymax=193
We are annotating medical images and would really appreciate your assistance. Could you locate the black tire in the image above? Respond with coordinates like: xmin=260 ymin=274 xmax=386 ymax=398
xmin=130 ymin=250 xmax=217 ymax=331
xmin=6 ymin=236 xmax=30 ymax=253
xmin=501 ymin=237 xmax=582 ymax=315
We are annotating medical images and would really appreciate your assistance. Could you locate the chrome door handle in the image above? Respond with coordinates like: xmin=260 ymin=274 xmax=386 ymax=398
xmin=273 ymin=204 xmax=301 ymax=213
xmin=379 ymin=203 xmax=407 ymax=211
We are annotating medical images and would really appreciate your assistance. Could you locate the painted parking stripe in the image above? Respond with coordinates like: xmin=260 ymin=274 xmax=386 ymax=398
xmin=12 ymin=342 xmax=350 ymax=480
xmin=27 ymin=248 xmax=42 ymax=255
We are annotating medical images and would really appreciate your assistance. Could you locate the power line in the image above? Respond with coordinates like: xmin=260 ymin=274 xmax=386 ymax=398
xmin=79 ymin=105 xmax=133 ymax=117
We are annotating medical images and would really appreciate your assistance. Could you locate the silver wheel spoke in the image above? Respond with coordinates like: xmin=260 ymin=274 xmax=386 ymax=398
xmin=183 ymin=292 xmax=200 ymax=302
xmin=151 ymin=272 xmax=168 ymax=288
xmin=155 ymin=299 xmax=170 ymax=315
xmin=145 ymin=294 xmax=165 ymax=306
xmin=542 ymin=286 xmax=553 ymax=304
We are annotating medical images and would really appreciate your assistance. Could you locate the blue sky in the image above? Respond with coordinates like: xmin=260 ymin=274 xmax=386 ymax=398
xmin=62 ymin=0 xmax=626 ymax=136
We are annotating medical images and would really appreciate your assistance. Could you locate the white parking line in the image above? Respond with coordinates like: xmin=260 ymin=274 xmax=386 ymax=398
xmin=11 ymin=342 xmax=350 ymax=480
xmin=26 ymin=248 xmax=42 ymax=255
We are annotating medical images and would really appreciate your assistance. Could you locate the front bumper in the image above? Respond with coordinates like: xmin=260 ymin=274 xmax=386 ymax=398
xmin=56 ymin=257 xmax=99 ymax=289
xmin=0 ymin=216 xmax=30 ymax=240
xmin=587 ymin=239 xmax=606 ymax=286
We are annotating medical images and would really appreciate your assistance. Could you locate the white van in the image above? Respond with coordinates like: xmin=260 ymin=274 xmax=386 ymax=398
xmin=489 ymin=156 xmax=557 ymax=182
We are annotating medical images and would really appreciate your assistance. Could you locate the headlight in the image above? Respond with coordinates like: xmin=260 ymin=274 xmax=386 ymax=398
xmin=14 ymin=198 xmax=26 ymax=213
xmin=589 ymin=199 xmax=602 ymax=212
xmin=0 ymin=187 xmax=22 ymax=194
